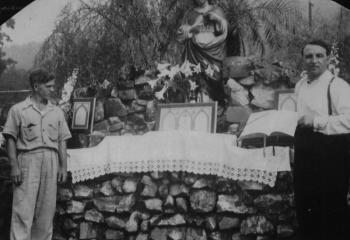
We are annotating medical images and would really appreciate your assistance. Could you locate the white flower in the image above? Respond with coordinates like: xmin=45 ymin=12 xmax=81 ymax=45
xmin=0 ymin=133 xmax=5 ymax=146
xmin=156 ymin=62 xmax=171 ymax=72
xmin=155 ymin=84 xmax=169 ymax=100
xmin=204 ymin=64 xmax=215 ymax=77
xmin=180 ymin=60 xmax=193 ymax=78
xmin=147 ymin=79 xmax=159 ymax=89
xmin=101 ymin=79 xmax=111 ymax=89
xmin=192 ymin=63 xmax=201 ymax=74
xmin=189 ymin=79 xmax=198 ymax=91
xmin=168 ymin=65 xmax=180 ymax=80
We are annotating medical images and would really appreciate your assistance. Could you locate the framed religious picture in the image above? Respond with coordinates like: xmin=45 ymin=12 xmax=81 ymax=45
xmin=71 ymin=98 xmax=96 ymax=133
xmin=274 ymin=89 xmax=297 ymax=112
xmin=155 ymin=102 xmax=217 ymax=133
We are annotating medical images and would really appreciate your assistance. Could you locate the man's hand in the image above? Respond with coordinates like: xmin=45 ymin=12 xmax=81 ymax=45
xmin=11 ymin=165 xmax=22 ymax=186
xmin=298 ymin=115 xmax=314 ymax=128
xmin=57 ymin=167 xmax=67 ymax=184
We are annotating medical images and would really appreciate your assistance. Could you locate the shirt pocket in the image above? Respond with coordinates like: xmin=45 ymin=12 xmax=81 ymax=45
xmin=22 ymin=123 xmax=39 ymax=141
xmin=47 ymin=123 xmax=59 ymax=142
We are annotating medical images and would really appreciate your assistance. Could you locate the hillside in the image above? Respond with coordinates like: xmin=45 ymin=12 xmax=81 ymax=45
xmin=3 ymin=41 xmax=42 ymax=70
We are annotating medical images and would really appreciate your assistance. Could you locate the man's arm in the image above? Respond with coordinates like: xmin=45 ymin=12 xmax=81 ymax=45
xmin=313 ymin=78 xmax=350 ymax=134
xmin=7 ymin=137 xmax=21 ymax=185
xmin=57 ymin=139 xmax=67 ymax=183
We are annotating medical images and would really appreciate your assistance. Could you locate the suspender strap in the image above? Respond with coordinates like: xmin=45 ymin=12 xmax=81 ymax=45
xmin=327 ymin=77 xmax=336 ymax=116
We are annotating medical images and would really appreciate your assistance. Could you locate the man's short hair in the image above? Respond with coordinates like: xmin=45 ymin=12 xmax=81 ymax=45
xmin=29 ymin=69 xmax=54 ymax=89
xmin=301 ymin=39 xmax=331 ymax=56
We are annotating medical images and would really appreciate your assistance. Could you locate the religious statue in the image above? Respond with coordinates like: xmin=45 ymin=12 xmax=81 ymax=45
xmin=177 ymin=0 xmax=229 ymax=104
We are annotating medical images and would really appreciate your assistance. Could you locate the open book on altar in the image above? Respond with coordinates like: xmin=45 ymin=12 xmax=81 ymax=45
xmin=239 ymin=110 xmax=298 ymax=140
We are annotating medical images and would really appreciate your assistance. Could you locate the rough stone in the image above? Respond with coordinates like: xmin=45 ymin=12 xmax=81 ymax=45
xmin=73 ymin=185 xmax=93 ymax=199
xmin=254 ymin=194 xmax=289 ymax=209
xmin=277 ymin=225 xmax=294 ymax=238
xmin=116 ymin=194 xmax=136 ymax=213
xmin=57 ymin=188 xmax=73 ymax=201
xmin=193 ymin=178 xmax=214 ymax=189
xmin=123 ymin=178 xmax=138 ymax=193
xmin=105 ymin=216 xmax=126 ymax=229
xmin=183 ymin=174 xmax=198 ymax=185
xmin=136 ymin=233 xmax=149 ymax=240
xmin=104 ymin=98 xmax=128 ymax=118
xmin=111 ymin=177 xmax=123 ymax=193
xmin=217 ymin=195 xmax=250 ymax=214
xmin=141 ymin=175 xmax=158 ymax=197
xmin=205 ymin=216 xmax=217 ymax=231
xmin=66 ymin=200 xmax=85 ymax=214
xmin=119 ymin=89 xmax=137 ymax=101
xmin=190 ymin=190 xmax=216 ymax=213
xmin=140 ymin=220 xmax=150 ymax=232
xmin=131 ymin=100 xmax=146 ymax=113
xmin=144 ymin=198 xmax=163 ymax=212
xmin=167 ymin=228 xmax=185 ymax=240
xmin=150 ymin=227 xmax=186 ymax=240
xmin=93 ymin=196 xmax=118 ymax=212
xmin=79 ymin=222 xmax=97 ymax=239
xmin=93 ymin=120 xmax=110 ymax=132
xmin=108 ymin=116 xmax=122 ymax=124
xmin=169 ymin=184 xmax=190 ymax=197
xmin=164 ymin=195 xmax=175 ymax=208
xmin=158 ymin=183 xmax=169 ymax=198
xmin=100 ymin=181 xmax=115 ymax=196
xmin=186 ymin=216 xmax=205 ymax=227
xmin=176 ymin=198 xmax=188 ymax=213
xmin=105 ymin=229 xmax=124 ymax=240
xmin=109 ymin=122 xmax=124 ymax=132
xmin=150 ymin=171 xmax=165 ymax=180
xmin=126 ymin=211 xmax=140 ymax=233
xmin=63 ymin=218 xmax=77 ymax=231
xmin=84 ymin=208 xmax=104 ymax=223
xmin=151 ymin=214 xmax=186 ymax=226
xmin=240 ymin=216 xmax=274 ymax=235
xmin=186 ymin=228 xmax=207 ymax=240
xmin=218 ymin=216 xmax=240 ymax=230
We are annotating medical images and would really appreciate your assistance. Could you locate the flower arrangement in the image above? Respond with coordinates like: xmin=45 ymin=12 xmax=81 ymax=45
xmin=328 ymin=41 xmax=340 ymax=76
xmin=59 ymin=68 xmax=79 ymax=118
xmin=149 ymin=60 xmax=216 ymax=102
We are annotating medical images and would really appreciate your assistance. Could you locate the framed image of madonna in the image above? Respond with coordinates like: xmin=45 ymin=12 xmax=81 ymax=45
xmin=71 ymin=98 xmax=96 ymax=133
xmin=274 ymin=89 xmax=297 ymax=112
xmin=155 ymin=102 xmax=217 ymax=133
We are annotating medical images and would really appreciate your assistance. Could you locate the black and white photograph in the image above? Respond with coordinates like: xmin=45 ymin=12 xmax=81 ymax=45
xmin=1 ymin=0 xmax=350 ymax=239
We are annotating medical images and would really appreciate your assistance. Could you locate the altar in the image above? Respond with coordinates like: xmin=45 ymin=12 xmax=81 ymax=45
xmin=67 ymin=130 xmax=291 ymax=187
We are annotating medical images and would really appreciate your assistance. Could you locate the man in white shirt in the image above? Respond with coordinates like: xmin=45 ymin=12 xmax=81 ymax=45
xmin=294 ymin=40 xmax=350 ymax=239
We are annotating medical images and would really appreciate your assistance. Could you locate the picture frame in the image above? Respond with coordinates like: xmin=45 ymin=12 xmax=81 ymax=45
xmin=274 ymin=89 xmax=297 ymax=112
xmin=71 ymin=98 xmax=96 ymax=133
xmin=156 ymin=102 xmax=217 ymax=133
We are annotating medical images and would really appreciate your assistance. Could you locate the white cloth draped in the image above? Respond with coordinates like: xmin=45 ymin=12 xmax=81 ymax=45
xmin=67 ymin=131 xmax=291 ymax=186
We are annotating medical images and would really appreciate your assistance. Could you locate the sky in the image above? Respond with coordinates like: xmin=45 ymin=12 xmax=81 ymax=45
xmin=1 ymin=0 xmax=81 ymax=46
xmin=0 ymin=0 xmax=346 ymax=47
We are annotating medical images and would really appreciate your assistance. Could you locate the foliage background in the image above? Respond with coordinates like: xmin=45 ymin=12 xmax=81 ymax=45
xmin=1 ymin=0 xmax=350 ymax=91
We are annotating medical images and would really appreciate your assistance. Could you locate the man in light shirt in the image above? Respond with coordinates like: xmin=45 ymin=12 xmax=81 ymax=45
xmin=294 ymin=40 xmax=350 ymax=239
xmin=3 ymin=69 xmax=71 ymax=240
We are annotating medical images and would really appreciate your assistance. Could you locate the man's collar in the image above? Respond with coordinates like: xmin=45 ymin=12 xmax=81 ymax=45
xmin=306 ymin=70 xmax=333 ymax=84
xmin=23 ymin=95 xmax=55 ymax=110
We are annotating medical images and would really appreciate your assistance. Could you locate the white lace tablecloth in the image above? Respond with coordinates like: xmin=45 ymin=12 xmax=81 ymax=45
xmin=67 ymin=131 xmax=291 ymax=186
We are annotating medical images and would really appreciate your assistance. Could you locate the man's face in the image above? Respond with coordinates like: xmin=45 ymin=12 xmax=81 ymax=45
xmin=303 ymin=44 xmax=329 ymax=79
xmin=34 ymin=80 xmax=55 ymax=101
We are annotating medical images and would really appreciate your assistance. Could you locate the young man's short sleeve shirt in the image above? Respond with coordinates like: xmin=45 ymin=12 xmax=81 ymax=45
xmin=3 ymin=97 xmax=71 ymax=151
